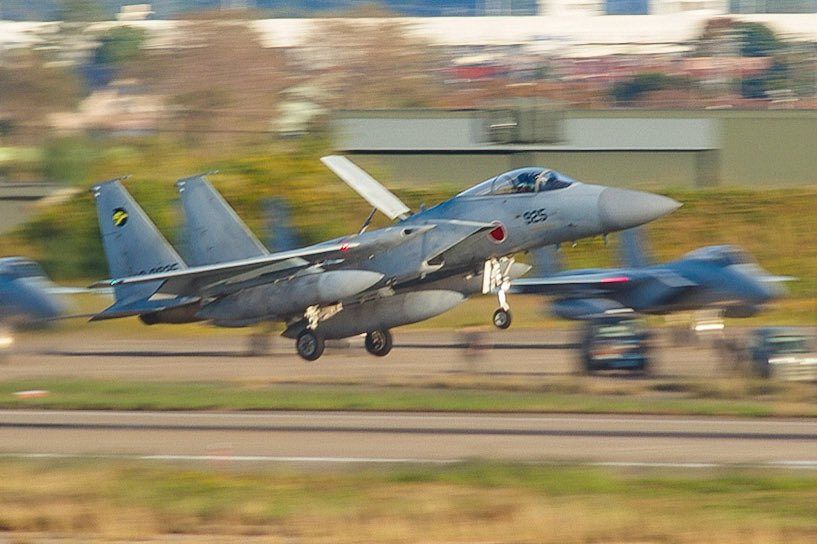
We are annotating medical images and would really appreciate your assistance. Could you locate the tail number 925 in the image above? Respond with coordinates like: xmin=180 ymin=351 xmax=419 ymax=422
xmin=523 ymin=208 xmax=548 ymax=225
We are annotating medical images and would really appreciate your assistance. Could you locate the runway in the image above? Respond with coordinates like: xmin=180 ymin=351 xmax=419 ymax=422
xmin=7 ymin=327 xmax=728 ymax=382
xmin=2 ymin=410 xmax=817 ymax=467
xmin=4 ymin=328 xmax=814 ymax=468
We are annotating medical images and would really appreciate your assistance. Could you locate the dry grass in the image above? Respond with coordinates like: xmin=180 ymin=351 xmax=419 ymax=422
xmin=0 ymin=461 xmax=816 ymax=543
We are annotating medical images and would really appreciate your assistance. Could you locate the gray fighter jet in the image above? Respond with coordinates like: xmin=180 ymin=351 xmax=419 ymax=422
xmin=511 ymin=228 xmax=789 ymax=321
xmin=89 ymin=157 xmax=679 ymax=360
xmin=0 ymin=257 xmax=69 ymax=327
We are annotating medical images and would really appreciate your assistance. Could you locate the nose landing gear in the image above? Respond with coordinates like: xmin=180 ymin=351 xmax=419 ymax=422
xmin=484 ymin=257 xmax=515 ymax=329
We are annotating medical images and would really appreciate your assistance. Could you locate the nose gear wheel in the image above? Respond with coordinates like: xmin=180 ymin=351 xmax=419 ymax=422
xmin=483 ymin=257 xmax=515 ymax=329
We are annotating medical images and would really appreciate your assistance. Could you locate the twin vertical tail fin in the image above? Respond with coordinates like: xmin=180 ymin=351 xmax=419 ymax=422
xmin=265 ymin=197 xmax=301 ymax=253
xmin=618 ymin=227 xmax=652 ymax=269
xmin=91 ymin=179 xmax=186 ymax=304
xmin=529 ymin=245 xmax=564 ymax=277
xmin=177 ymin=175 xmax=268 ymax=266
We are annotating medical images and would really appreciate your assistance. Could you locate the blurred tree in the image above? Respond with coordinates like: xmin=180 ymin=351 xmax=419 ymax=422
xmin=0 ymin=49 xmax=83 ymax=125
xmin=739 ymin=22 xmax=783 ymax=58
xmin=59 ymin=0 xmax=110 ymax=21
xmin=93 ymin=26 xmax=147 ymax=66
xmin=124 ymin=16 xmax=289 ymax=146
xmin=43 ymin=136 xmax=98 ymax=185
xmin=695 ymin=18 xmax=782 ymax=58
xmin=610 ymin=73 xmax=691 ymax=105
xmin=305 ymin=18 xmax=448 ymax=109
xmin=694 ymin=18 xmax=794 ymax=99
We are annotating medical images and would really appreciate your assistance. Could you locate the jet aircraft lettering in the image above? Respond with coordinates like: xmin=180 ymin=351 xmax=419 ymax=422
xmin=523 ymin=208 xmax=548 ymax=225
xmin=138 ymin=263 xmax=180 ymax=276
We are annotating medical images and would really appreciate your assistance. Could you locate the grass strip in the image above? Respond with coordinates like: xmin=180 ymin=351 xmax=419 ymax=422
xmin=2 ymin=379 xmax=817 ymax=417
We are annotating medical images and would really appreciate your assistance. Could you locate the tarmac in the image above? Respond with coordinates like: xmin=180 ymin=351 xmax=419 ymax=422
xmin=3 ymin=327 xmax=815 ymax=467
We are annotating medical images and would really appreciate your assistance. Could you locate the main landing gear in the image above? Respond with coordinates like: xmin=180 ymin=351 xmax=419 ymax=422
xmin=295 ymin=328 xmax=394 ymax=361
xmin=296 ymin=329 xmax=324 ymax=361
xmin=293 ymin=302 xmax=394 ymax=361
xmin=365 ymin=329 xmax=393 ymax=357
xmin=484 ymin=257 xmax=515 ymax=329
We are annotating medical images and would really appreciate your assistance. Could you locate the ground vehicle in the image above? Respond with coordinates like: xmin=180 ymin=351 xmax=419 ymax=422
xmin=749 ymin=327 xmax=817 ymax=380
xmin=579 ymin=315 xmax=650 ymax=373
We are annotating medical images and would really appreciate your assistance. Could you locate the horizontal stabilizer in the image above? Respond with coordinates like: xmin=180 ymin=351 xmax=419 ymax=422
xmin=321 ymin=156 xmax=411 ymax=221
xmin=91 ymin=296 xmax=199 ymax=321
xmin=88 ymin=240 xmax=364 ymax=298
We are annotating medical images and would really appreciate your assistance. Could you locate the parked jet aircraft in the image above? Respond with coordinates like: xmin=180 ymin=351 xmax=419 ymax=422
xmin=511 ymin=228 xmax=789 ymax=321
xmin=0 ymin=257 xmax=69 ymax=328
xmin=89 ymin=158 xmax=679 ymax=360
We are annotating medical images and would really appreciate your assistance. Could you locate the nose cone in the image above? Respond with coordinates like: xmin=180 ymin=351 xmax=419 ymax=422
xmin=599 ymin=188 xmax=681 ymax=232
xmin=13 ymin=279 xmax=67 ymax=327
xmin=727 ymin=265 xmax=787 ymax=304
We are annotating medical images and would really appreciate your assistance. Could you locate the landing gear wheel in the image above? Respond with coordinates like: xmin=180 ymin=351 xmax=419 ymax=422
xmin=492 ymin=308 xmax=512 ymax=329
xmin=296 ymin=329 xmax=324 ymax=361
xmin=365 ymin=329 xmax=393 ymax=357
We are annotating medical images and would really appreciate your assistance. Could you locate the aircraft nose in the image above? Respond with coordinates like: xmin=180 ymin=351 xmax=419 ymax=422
xmin=598 ymin=188 xmax=681 ymax=232
xmin=16 ymin=279 xmax=68 ymax=325
xmin=728 ymin=265 xmax=787 ymax=303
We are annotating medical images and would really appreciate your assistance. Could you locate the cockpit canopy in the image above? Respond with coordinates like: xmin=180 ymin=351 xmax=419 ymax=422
xmin=685 ymin=245 xmax=756 ymax=267
xmin=458 ymin=167 xmax=575 ymax=197
xmin=0 ymin=257 xmax=48 ymax=280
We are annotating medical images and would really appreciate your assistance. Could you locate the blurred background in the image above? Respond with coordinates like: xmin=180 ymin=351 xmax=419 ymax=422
xmin=0 ymin=0 xmax=815 ymax=299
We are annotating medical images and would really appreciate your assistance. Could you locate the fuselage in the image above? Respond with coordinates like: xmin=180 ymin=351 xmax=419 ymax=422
xmin=552 ymin=246 xmax=783 ymax=318
xmin=331 ymin=170 xmax=678 ymax=290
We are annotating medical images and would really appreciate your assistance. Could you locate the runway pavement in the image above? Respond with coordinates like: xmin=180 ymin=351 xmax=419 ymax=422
xmin=1 ymin=410 xmax=816 ymax=467
xmin=5 ymin=327 xmax=727 ymax=382
xmin=4 ymin=328 xmax=811 ymax=468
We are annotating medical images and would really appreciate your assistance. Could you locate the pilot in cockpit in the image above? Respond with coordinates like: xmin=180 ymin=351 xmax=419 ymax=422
xmin=536 ymin=169 xmax=571 ymax=191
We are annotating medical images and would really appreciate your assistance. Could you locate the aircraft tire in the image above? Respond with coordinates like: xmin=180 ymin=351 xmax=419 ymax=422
xmin=492 ymin=308 xmax=512 ymax=329
xmin=296 ymin=329 xmax=325 ymax=361
xmin=365 ymin=329 xmax=393 ymax=357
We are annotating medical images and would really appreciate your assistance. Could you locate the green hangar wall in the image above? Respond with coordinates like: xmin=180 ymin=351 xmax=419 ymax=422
xmin=332 ymin=109 xmax=817 ymax=189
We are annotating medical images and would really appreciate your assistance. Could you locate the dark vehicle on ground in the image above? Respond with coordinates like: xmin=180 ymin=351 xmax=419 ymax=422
xmin=749 ymin=327 xmax=817 ymax=380
xmin=579 ymin=315 xmax=650 ymax=374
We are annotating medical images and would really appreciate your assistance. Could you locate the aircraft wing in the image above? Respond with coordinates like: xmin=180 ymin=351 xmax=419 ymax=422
xmin=89 ymin=241 xmax=362 ymax=298
xmin=321 ymin=156 xmax=411 ymax=221
xmin=511 ymin=268 xmax=698 ymax=296
xmin=511 ymin=271 xmax=636 ymax=296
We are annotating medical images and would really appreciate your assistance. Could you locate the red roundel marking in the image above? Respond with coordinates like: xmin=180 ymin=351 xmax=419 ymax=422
xmin=488 ymin=222 xmax=506 ymax=243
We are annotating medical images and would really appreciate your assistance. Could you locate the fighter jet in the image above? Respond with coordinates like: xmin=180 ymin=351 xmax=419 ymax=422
xmin=0 ymin=256 xmax=71 ymax=347
xmin=89 ymin=157 xmax=679 ymax=360
xmin=511 ymin=228 xmax=789 ymax=322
